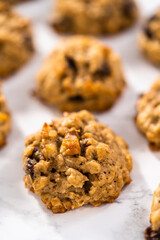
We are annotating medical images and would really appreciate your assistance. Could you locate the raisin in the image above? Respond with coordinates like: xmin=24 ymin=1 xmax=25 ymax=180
xmin=73 ymin=154 xmax=79 ymax=158
xmin=30 ymin=147 xmax=39 ymax=161
xmin=51 ymin=168 xmax=56 ymax=173
xmin=122 ymin=0 xmax=135 ymax=17
xmin=55 ymin=137 xmax=62 ymax=149
xmin=144 ymin=26 xmax=153 ymax=39
xmin=84 ymin=181 xmax=92 ymax=194
xmin=68 ymin=95 xmax=84 ymax=102
xmin=93 ymin=63 xmax=111 ymax=79
xmin=65 ymin=56 xmax=77 ymax=72
xmin=26 ymin=159 xmax=36 ymax=179
xmin=23 ymin=35 xmax=34 ymax=52
xmin=81 ymin=139 xmax=90 ymax=156
xmin=144 ymin=226 xmax=160 ymax=239
xmin=52 ymin=16 xmax=72 ymax=33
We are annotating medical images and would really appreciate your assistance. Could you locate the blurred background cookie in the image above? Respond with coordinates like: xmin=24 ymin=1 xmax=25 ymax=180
xmin=0 ymin=2 xmax=34 ymax=78
xmin=52 ymin=0 xmax=138 ymax=35
xmin=0 ymin=83 xmax=11 ymax=147
xmin=139 ymin=8 xmax=160 ymax=65
xmin=136 ymin=77 xmax=160 ymax=150
xmin=145 ymin=184 xmax=160 ymax=240
xmin=36 ymin=36 xmax=126 ymax=112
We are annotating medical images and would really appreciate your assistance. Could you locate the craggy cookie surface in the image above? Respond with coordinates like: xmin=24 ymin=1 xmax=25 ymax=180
xmin=145 ymin=185 xmax=160 ymax=239
xmin=136 ymin=78 xmax=160 ymax=150
xmin=0 ymin=84 xmax=11 ymax=147
xmin=0 ymin=2 xmax=34 ymax=77
xmin=36 ymin=36 xmax=125 ymax=112
xmin=23 ymin=110 xmax=132 ymax=213
xmin=139 ymin=8 xmax=160 ymax=65
xmin=52 ymin=0 xmax=138 ymax=34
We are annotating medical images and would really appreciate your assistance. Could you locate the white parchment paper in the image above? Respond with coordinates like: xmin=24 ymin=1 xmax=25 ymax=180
xmin=1 ymin=0 xmax=160 ymax=239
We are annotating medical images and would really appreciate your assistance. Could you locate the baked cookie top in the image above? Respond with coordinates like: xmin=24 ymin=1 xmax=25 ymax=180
xmin=23 ymin=110 xmax=132 ymax=213
xmin=145 ymin=185 xmax=160 ymax=239
xmin=136 ymin=78 xmax=160 ymax=149
xmin=0 ymin=83 xmax=11 ymax=147
xmin=0 ymin=2 xmax=34 ymax=77
xmin=52 ymin=0 xmax=138 ymax=34
xmin=0 ymin=2 xmax=32 ymax=38
xmin=36 ymin=36 xmax=125 ymax=111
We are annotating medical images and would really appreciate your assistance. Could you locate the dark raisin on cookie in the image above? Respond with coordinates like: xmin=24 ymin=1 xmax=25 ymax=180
xmin=55 ymin=137 xmax=62 ymax=149
xmin=80 ymin=139 xmax=90 ymax=156
xmin=26 ymin=159 xmax=37 ymax=179
xmin=51 ymin=168 xmax=56 ymax=173
xmin=23 ymin=35 xmax=34 ymax=52
xmin=65 ymin=56 xmax=77 ymax=72
xmin=145 ymin=226 xmax=160 ymax=240
xmin=144 ymin=26 xmax=153 ymax=39
xmin=30 ymin=147 xmax=39 ymax=161
xmin=68 ymin=95 xmax=84 ymax=102
xmin=52 ymin=16 xmax=72 ymax=32
xmin=93 ymin=63 xmax=111 ymax=79
xmin=122 ymin=0 xmax=136 ymax=18
xmin=84 ymin=181 xmax=92 ymax=194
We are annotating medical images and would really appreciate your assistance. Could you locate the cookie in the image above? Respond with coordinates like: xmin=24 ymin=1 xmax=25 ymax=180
xmin=0 ymin=84 xmax=11 ymax=147
xmin=36 ymin=36 xmax=125 ymax=112
xmin=139 ymin=8 xmax=160 ymax=65
xmin=0 ymin=2 xmax=34 ymax=78
xmin=136 ymin=78 xmax=160 ymax=150
xmin=1 ymin=0 xmax=30 ymax=4
xmin=23 ymin=110 xmax=132 ymax=213
xmin=145 ymin=185 xmax=160 ymax=239
xmin=52 ymin=0 xmax=138 ymax=35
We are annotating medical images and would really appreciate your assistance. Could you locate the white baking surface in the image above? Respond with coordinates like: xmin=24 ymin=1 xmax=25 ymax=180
xmin=1 ymin=0 xmax=160 ymax=239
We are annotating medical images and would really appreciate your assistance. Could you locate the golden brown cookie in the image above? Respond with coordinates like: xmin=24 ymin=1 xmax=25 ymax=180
xmin=0 ymin=2 xmax=34 ymax=78
xmin=145 ymin=184 xmax=160 ymax=239
xmin=0 ymin=83 xmax=11 ymax=147
xmin=136 ymin=77 xmax=160 ymax=150
xmin=139 ymin=8 xmax=160 ymax=65
xmin=23 ymin=110 xmax=132 ymax=213
xmin=52 ymin=0 xmax=138 ymax=35
xmin=36 ymin=36 xmax=126 ymax=112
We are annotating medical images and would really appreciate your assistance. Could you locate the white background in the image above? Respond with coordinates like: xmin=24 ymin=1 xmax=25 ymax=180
xmin=1 ymin=0 xmax=160 ymax=239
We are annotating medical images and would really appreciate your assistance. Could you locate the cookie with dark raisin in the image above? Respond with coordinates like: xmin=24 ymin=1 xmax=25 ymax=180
xmin=0 ymin=2 xmax=34 ymax=78
xmin=136 ymin=77 xmax=160 ymax=149
xmin=23 ymin=110 xmax=132 ymax=213
xmin=36 ymin=36 xmax=126 ymax=112
xmin=0 ymin=83 xmax=11 ymax=147
xmin=145 ymin=184 xmax=160 ymax=240
xmin=139 ymin=8 xmax=160 ymax=65
xmin=51 ymin=0 xmax=138 ymax=35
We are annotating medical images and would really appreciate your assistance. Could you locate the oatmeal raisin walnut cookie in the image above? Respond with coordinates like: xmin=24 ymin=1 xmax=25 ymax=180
xmin=139 ymin=8 xmax=160 ymax=65
xmin=36 ymin=36 xmax=125 ymax=112
xmin=52 ymin=0 xmax=138 ymax=35
xmin=145 ymin=185 xmax=160 ymax=239
xmin=136 ymin=78 xmax=160 ymax=149
xmin=0 ymin=83 xmax=11 ymax=147
xmin=23 ymin=110 xmax=132 ymax=213
xmin=0 ymin=2 xmax=34 ymax=78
